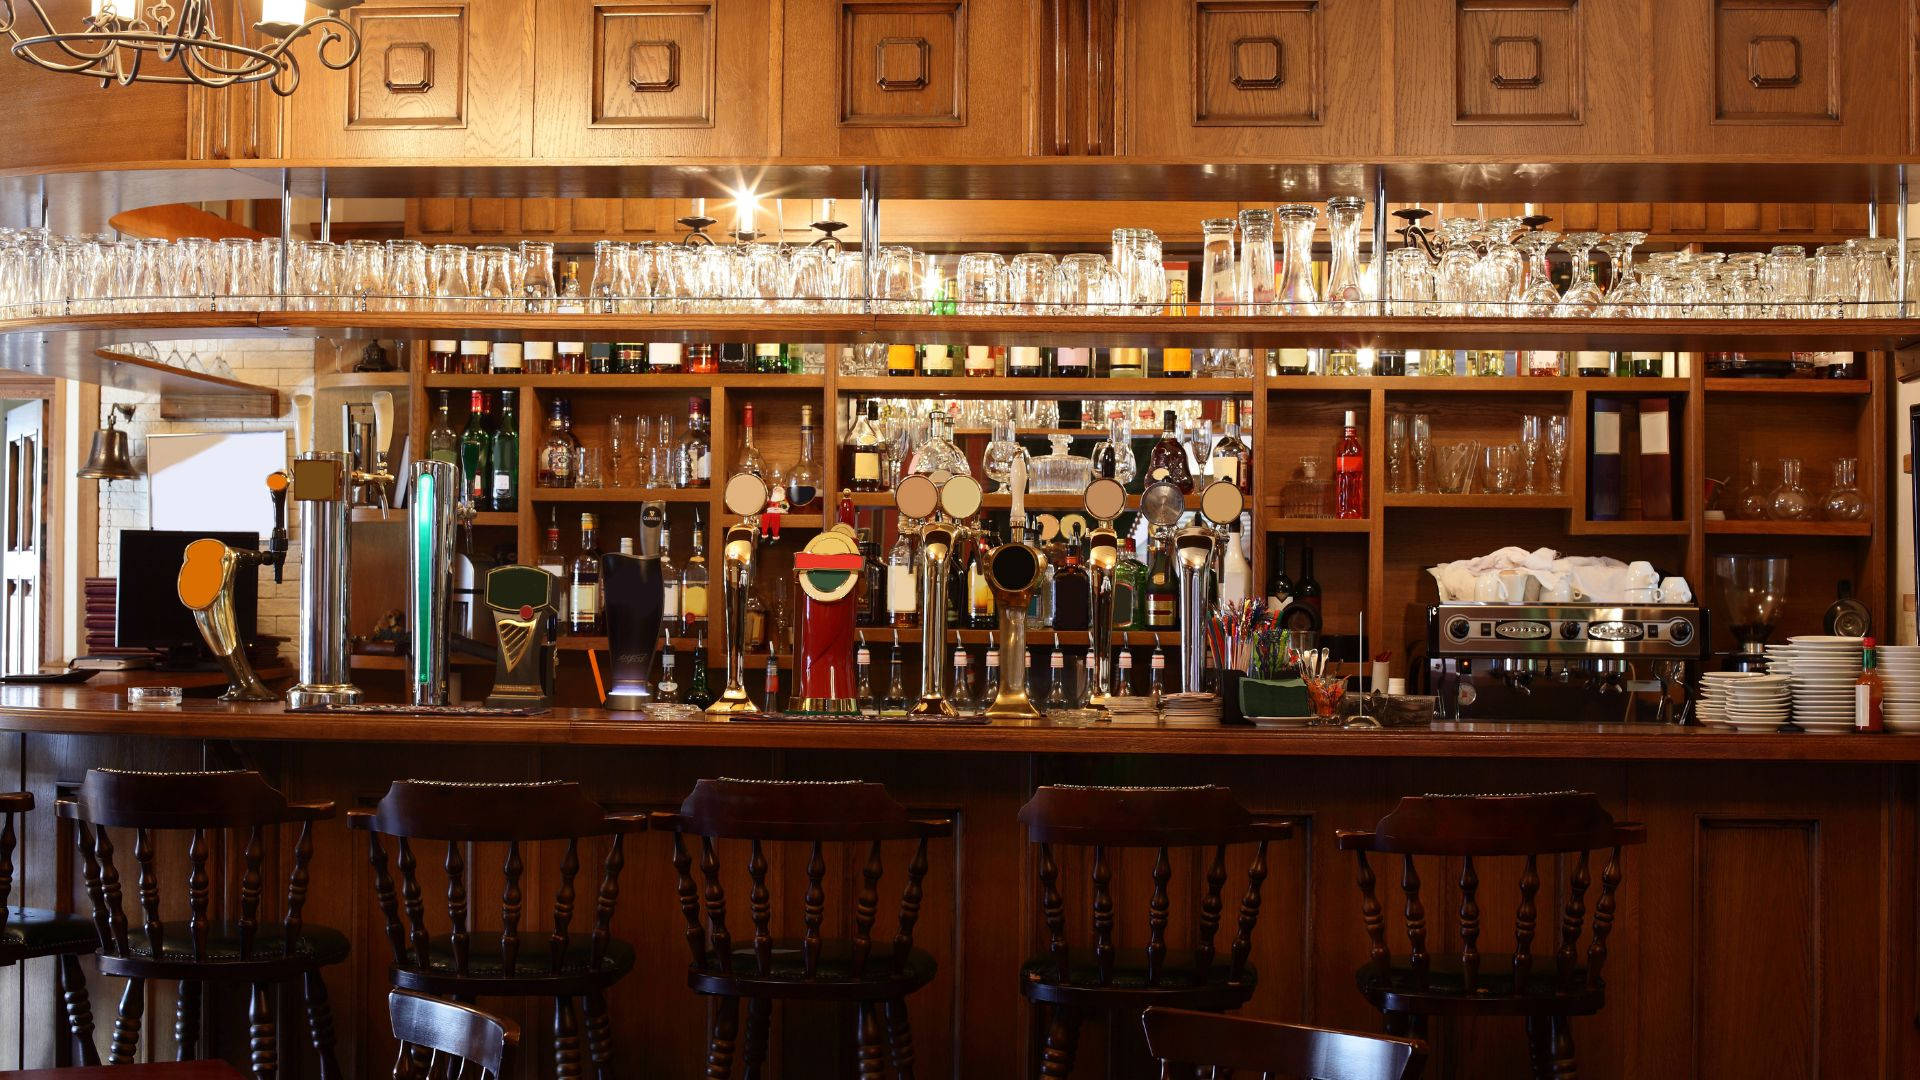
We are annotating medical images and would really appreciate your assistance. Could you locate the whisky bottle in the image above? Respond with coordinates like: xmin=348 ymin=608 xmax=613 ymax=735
xmin=568 ymin=513 xmax=602 ymax=635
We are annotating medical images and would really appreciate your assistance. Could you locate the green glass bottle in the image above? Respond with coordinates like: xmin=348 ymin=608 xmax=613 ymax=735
xmin=489 ymin=389 xmax=519 ymax=513
xmin=459 ymin=389 xmax=492 ymax=510
xmin=427 ymin=390 xmax=459 ymax=466
xmin=684 ymin=646 xmax=715 ymax=708
xmin=1115 ymin=532 xmax=1149 ymax=630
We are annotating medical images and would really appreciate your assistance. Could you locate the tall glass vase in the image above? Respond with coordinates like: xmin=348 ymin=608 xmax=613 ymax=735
xmin=1276 ymin=203 xmax=1320 ymax=315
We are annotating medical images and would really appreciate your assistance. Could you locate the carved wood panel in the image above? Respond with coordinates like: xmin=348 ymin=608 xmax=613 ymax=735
xmin=1712 ymin=0 xmax=1835 ymax=123
xmin=1694 ymin=818 xmax=1819 ymax=1078
xmin=590 ymin=3 xmax=715 ymax=127
xmin=1192 ymin=1 xmax=1323 ymax=127
xmin=348 ymin=5 xmax=469 ymax=128
xmin=1453 ymin=0 xmax=1581 ymax=124
xmin=840 ymin=1 xmax=967 ymax=126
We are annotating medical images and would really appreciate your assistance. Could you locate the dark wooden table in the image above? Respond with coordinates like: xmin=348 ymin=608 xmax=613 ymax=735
xmin=6 ymin=1064 xmax=244 ymax=1078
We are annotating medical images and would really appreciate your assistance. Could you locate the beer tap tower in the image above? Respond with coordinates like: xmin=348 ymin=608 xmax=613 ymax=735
xmin=407 ymin=459 xmax=462 ymax=707
xmin=792 ymin=520 xmax=866 ymax=715
xmin=1080 ymin=476 xmax=1128 ymax=708
xmin=1171 ymin=480 xmax=1247 ymax=694
xmin=177 ymin=471 xmax=291 ymax=702
xmin=600 ymin=500 xmax=668 ymax=711
xmin=895 ymin=472 xmax=983 ymax=718
xmin=985 ymin=458 xmax=1048 ymax=720
xmin=286 ymin=392 xmax=366 ymax=709
xmin=708 ymin=472 xmax=770 ymax=715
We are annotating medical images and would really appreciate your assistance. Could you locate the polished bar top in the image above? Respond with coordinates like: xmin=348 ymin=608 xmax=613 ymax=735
xmin=3 ymin=686 xmax=1919 ymax=762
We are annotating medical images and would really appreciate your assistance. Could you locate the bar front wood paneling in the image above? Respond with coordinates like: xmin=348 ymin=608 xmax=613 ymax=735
xmin=0 ymin=695 xmax=1914 ymax=1079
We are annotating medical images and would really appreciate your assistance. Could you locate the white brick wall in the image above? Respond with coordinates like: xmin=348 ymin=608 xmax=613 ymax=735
xmin=97 ymin=339 xmax=315 ymax=642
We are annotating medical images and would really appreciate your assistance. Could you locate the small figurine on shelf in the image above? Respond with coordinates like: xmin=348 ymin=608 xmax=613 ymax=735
xmin=354 ymin=340 xmax=396 ymax=372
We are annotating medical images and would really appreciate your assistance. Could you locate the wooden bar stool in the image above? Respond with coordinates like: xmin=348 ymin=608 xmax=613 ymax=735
xmin=1015 ymin=785 xmax=1295 ymax=1078
xmin=0 ymin=791 xmax=102 ymax=1066
xmin=1141 ymin=1006 xmax=1428 ymax=1080
xmin=649 ymin=778 xmax=954 ymax=1079
xmin=57 ymin=769 xmax=345 ymax=1079
xmin=348 ymin=779 xmax=646 ymax=1080
xmin=389 ymin=990 xmax=519 ymax=1079
xmin=1335 ymin=791 xmax=1647 ymax=1079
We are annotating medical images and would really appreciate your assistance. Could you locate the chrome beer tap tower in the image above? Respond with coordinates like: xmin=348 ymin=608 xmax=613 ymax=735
xmin=177 ymin=471 xmax=290 ymax=702
xmin=343 ymin=391 xmax=397 ymax=510
xmin=708 ymin=472 xmax=770 ymax=715
xmin=286 ymin=393 xmax=363 ymax=709
xmin=1081 ymin=476 xmax=1128 ymax=708
xmin=895 ymin=472 xmax=983 ymax=718
xmin=985 ymin=458 xmax=1048 ymax=720
xmin=406 ymin=459 xmax=462 ymax=707
xmin=1172 ymin=480 xmax=1246 ymax=694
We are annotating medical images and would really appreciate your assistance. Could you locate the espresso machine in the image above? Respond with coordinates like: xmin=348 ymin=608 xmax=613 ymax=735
xmin=985 ymin=458 xmax=1047 ymax=720
xmin=1428 ymin=602 xmax=1709 ymax=723
xmin=1081 ymin=477 xmax=1127 ymax=708
xmin=176 ymin=471 xmax=290 ymax=702
xmin=708 ymin=472 xmax=769 ymax=715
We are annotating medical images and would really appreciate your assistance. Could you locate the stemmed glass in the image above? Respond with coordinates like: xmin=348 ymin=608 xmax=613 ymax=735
xmin=1543 ymin=416 xmax=1569 ymax=494
xmin=1434 ymin=218 xmax=1483 ymax=317
xmin=1410 ymin=413 xmax=1433 ymax=493
xmin=1596 ymin=232 xmax=1647 ymax=317
xmin=981 ymin=411 xmax=1031 ymax=492
xmin=1518 ymin=414 xmax=1543 ymax=494
xmin=1516 ymin=230 xmax=1561 ymax=317
xmin=1552 ymin=233 xmax=1606 ymax=316
xmin=1386 ymin=413 xmax=1408 ymax=493
xmin=1473 ymin=218 xmax=1525 ymax=316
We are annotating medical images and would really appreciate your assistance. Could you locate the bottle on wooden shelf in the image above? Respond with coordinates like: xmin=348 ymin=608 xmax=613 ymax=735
xmin=786 ymin=406 xmax=821 ymax=512
xmin=848 ymin=401 xmax=885 ymax=493
xmin=681 ymin=512 xmax=708 ymax=638
xmin=737 ymin=402 xmax=765 ymax=478
xmin=489 ymin=389 xmax=517 ymax=513
xmin=459 ymin=390 xmax=491 ymax=510
xmin=568 ymin=513 xmax=602 ymax=635
xmin=1148 ymin=410 xmax=1195 ymax=493
xmin=427 ymin=390 xmax=458 ymax=466
xmin=1334 ymin=409 xmax=1366 ymax=519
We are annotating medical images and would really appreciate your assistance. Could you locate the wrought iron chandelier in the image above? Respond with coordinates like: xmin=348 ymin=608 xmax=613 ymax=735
xmin=1 ymin=0 xmax=363 ymax=97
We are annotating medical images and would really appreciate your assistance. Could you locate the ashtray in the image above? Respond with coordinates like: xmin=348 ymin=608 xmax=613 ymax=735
xmin=127 ymin=686 xmax=183 ymax=707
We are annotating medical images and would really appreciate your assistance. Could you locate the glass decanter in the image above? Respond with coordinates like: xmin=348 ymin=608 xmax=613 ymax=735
xmin=1822 ymin=457 xmax=1868 ymax=521
xmin=905 ymin=406 xmax=970 ymax=480
xmin=1030 ymin=434 xmax=1093 ymax=494
xmin=1323 ymin=197 xmax=1365 ymax=312
xmin=1769 ymin=458 xmax=1813 ymax=521
xmin=1735 ymin=459 xmax=1771 ymax=519
xmin=1276 ymin=203 xmax=1321 ymax=315
xmin=1089 ymin=411 xmax=1137 ymax=485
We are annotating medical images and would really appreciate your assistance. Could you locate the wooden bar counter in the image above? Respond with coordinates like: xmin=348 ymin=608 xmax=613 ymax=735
xmin=0 ymin=688 xmax=1914 ymax=1079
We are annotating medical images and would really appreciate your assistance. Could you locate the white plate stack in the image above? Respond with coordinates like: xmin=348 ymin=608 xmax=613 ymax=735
xmin=1773 ymin=635 xmax=1865 ymax=731
xmin=1719 ymin=673 xmax=1791 ymax=731
xmin=1877 ymin=645 xmax=1920 ymax=732
xmin=1696 ymin=671 xmax=1767 ymax=728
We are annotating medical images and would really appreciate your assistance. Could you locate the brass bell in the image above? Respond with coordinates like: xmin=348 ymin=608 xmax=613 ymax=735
xmin=77 ymin=405 xmax=138 ymax=482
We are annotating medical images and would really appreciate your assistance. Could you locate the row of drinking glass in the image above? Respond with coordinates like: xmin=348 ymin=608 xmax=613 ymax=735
xmin=1385 ymin=412 xmax=1569 ymax=496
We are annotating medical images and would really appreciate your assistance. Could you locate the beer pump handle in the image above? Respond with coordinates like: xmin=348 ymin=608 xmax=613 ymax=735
xmin=1009 ymin=456 xmax=1027 ymax=538
xmin=293 ymin=393 xmax=314 ymax=458
xmin=265 ymin=472 xmax=289 ymax=584
xmin=372 ymin=391 xmax=394 ymax=457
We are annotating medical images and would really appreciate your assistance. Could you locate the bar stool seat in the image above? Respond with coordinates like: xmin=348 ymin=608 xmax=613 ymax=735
xmin=1357 ymin=954 xmax=1607 ymax=1017
xmin=390 ymin=934 xmax=635 ymax=998
xmin=89 ymin=921 xmax=349 ymax=982
xmin=0 ymin=907 xmax=100 ymax=954
xmin=691 ymin=939 xmax=938 ymax=1001
xmin=1021 ymin=950 xmax=1258 ymax=1011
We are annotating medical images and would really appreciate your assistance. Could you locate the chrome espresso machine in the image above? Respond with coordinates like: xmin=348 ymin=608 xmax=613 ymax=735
xmin=1428 ymin=602 xmax=1709 ymax=724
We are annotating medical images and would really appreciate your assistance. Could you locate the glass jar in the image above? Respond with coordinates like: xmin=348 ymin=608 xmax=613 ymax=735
xmin=1419 ymin=350 xmax=1456 ymax=377
xmin=1822 ymin=457 xmax=1869 ymax=521
xmin=1467 ymin=350 xmax=1507 ymax=377
xmin=1324 ymin=196 xmax=1365 ymax=312
xmin=1236 ymin=209 xmax=1276 ymax=314
xmin=1764 ymin=245 xmax=1811 ymax=319
xmin=428 ymin=339 xmax=458 ymax=375
xmin=1769 ymin=458 xmax=1813 ymax=520
xmin=1276 ymin=203 xmax=1320 ymax=315
xmin=906 ymin=407 xmax=971 ymax=480
xmin=1200 ymin=218 xmax=1237 ymax=314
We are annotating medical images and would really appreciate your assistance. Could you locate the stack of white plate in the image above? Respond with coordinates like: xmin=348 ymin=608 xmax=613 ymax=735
xmin=1721 ymin=674 xmax=1791 ymax=731
xmin=1877 ymin=645 xmax=1920 ymax=732
xmin=1696 ymin=671 xmax=1767 ymax=728
xmin=1779 ymin=635 xmax=1865 ymax=730
xmin=1160 ymin=693 xmax=1222 ymax=728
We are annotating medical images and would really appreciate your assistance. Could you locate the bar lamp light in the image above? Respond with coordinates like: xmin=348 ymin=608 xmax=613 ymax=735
xmin=77 ymin=405 xmax=138 ymax=483
xmin=6 ymin=0 xmax=365 ymax=97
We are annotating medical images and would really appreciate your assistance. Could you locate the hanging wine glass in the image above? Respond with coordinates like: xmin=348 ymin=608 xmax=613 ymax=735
xmin=1472 ymin=217 xmax=1525 ymax=317
xmin=1595 ymin=231 xmax=1647 ymax=318
xmin=1517 ymin=230 xmax=1561 ymax=318
xmin=1551 ymin=232 xmax=1606 ymax=317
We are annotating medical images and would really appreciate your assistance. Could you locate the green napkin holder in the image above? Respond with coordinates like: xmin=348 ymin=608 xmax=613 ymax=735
xmin=1240 ymin=676 xmax=1311 ymax=720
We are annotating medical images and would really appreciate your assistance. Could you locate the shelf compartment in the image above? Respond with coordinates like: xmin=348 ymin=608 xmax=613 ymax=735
xmin=1704 ymin=519 xmax=1872 ymax=537
xmin=843 ymin=491 xmax=1212 ymax=513
xmin=424 ymin=373 xmax=822 ymax=390
xmin=529 ymin=488 xmax=711 ymax=503
xmin=1378 ymin=375 xmax=1689 ymax=393
xmin=1383 ymin=493 xmax=1576 ymax=510
xmin=316 ymin=370 xmax=411 ymax=389
xmin=1703 ymin=378 xmax=1871 ymax=395
xmin=837 ymin=376 xmax=1254 ymax=398
xmin=1259 ymin=515 xmax=1373 ymax=533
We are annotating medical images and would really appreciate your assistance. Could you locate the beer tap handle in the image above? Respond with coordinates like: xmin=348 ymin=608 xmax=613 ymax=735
xmin=372 ymin=391 xmax=394 ymax=459
xmin=293 ymin=393 xmax=314 ymax=458
xmin=1009 ymin=456 xmax=1028 ymax=540
xmin=265 ymin=471 xmax=289 ymax=584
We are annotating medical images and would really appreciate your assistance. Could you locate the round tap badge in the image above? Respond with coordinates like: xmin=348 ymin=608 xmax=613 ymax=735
xmin=796 ymin=531 xmax=863 ymax=602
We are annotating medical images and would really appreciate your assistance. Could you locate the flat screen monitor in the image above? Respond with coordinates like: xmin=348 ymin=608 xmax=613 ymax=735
xmin=116 ymin=529 xmax=260 ymax=669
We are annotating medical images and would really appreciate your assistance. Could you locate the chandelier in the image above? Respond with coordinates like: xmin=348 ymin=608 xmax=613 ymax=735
xmin=1 ymin=0 xmax=363 ymax=97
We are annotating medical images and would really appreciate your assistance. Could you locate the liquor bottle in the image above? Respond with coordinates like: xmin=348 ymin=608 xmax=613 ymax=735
xmin=787 ymin=405 xmax=821 ymax=511
xmin=659 ymin=523 xmax=681 ymax=631
xmin=1296 ymin=546 xmax=1322 ymax=615
xmin=1051 ymin=540 xmax=1091 ymax=631
xmin=489 ymin=342 xmax=522 ymax=376
xmin=1045 ymin=646 xmax=1071 ymax=710
xmin=886 ymin=344 xmax=918 ymax=378
xmin=428 ymin=340 xmax=458 ymax=375
xmin=762 ymin=654 xmax=780 ymax=712
xmin=427 ymin=390 xmax=459 ymax=465
xmin=569 ymin=513 xmax=602 ymax=634
xmin=524 ymin=341 xmax=553 ymax=376
xmin=951 ymin=646 xmax=973 ymax=711
xmin=1146 ymin=535 xmax=1177 ymax=631
xmin=737 ymin=403 xmax=766 ymax=478
xmin=1115 ymin=532 xmax=1148 ymax=630
xmin=489 ymin=389 xmax=519 ymax=512
xmin=459 ymin=390 xmax=492 ymax=509
xmin=849 ymin=401 xmax=885 ymax=493
xmin=536 ymin=400 xmax=572 ymax=488
xmin=1526 ymin=350 xmax=1564 ymax=377
xmin=858 ymin=527 xmax=885 ymax=627
xmin=1007 ymin=345 xmax=1044 ymax=378
xmin=967 ymin=532 xmax=996 ymax=629
xmin=685 ymin=344 xmax=717 ymax=375
xmin=887 ymin=528 xmax=919 ymax=628
xmin=648 ymin=342 xmax=684 ymax=375
xmin=588 ymin=343 xmax=614 ymax=375
xmin=1054 ymin=346 xmax=1091 ymax=378
xmin=880 ymin=637 xmax=908 ymax=714
xmin=1334 ymin=410 xmax=1366 ymax=519
xmin=1575 ymin=351 xmax=1611 ymax=378
xmin=538 ymin=508 xmax=569 ymax=626
xmin=656 ymin=640 xmax=681 ymax=704
xmin=920 ymin=344 xmax=956 ymax=377
xmin=982 ymin=648 xmax=1001 ymax=706
xmin=1209 ymin=400 xmax=1253 ymax=495
xmin=1078 ymin=649 xmax=1099 ymax=707
xmin=1267 ymin=537 xmax=1295 ymax=612
xmin=718 ymin=344 xmax=750 ymax=375
xmin=855 ymin=638 xmax=875 ymax=715
xmin=556 ymin=342 xmax=586 ymax=375
xmin=1220 ymin=525 xmax=1252 ymax=604
xmin=684 ymin=646 xmax=715 ymax=709
xmin=1147 ymin=410 xmax=1195 ymax=494
xmin=1275 ymin=349 xmax=1312 ymax=377
xmin=458 ymin=340 xmax=489 ymax=375
xmin=964 ymin=345 xmax=997 ymax=378
xmin=947 ymin=537 xmax=970 ymax=626
xmin=681 ymin=512 xmax=709 ymax=637
xmin=677 ymin=398 xmax=711 ymax=489
xmin=745 ymin=586 xmax=768 ymax=652
xmin=1115 ymin=649 xmax=1135 ymax=696
xmin=1856 ymin=637 xmax=1887 ymax=733
xmin=754 ymin=343 xmax=784 ymax=375
xmin=1149 ymin=643 xmax=1168 ymax=701
xmin=1160 ymin=347 xmax=1192 ymax=379
xmin=1108 ymin=347 xmax=1145 ymax=379
xmin=1632 ymin=352 xmax=1665 ymax=378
